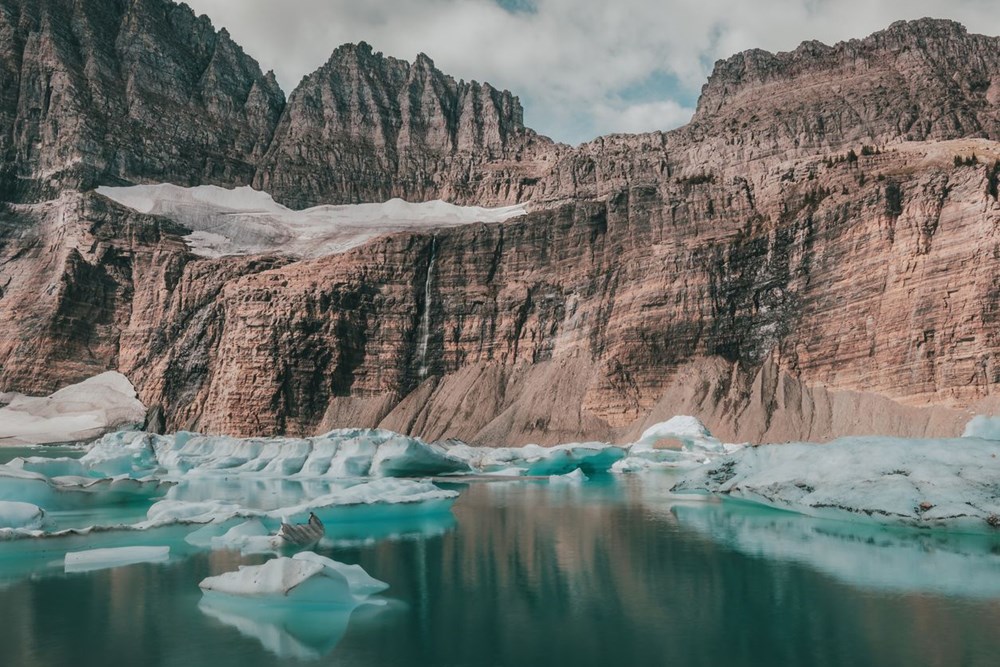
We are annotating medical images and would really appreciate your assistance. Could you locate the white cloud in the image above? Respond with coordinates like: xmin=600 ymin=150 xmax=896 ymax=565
xmin=182 ymin=0 xmax=1000 ymax=144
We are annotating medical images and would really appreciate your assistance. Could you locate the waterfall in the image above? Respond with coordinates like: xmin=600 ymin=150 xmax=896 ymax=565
xmin=416 ymin=236 xmax=437 ymax=379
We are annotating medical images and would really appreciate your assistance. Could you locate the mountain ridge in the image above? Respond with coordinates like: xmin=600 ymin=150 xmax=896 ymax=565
xmin=2 ymin=6 xmax=1000 ymax=444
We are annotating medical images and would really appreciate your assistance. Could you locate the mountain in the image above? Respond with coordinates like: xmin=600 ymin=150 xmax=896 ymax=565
xmin=0 ymin=4 xmax=998 ymax=444
xmin=0 ymin=0 xmax=286 ymax=200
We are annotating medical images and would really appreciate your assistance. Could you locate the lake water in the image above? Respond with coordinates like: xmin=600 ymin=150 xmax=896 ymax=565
xmin=2 ymin=474 xmax=1000 ymax=667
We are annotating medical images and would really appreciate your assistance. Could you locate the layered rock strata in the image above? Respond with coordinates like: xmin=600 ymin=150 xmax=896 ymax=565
xmin=1 ymin=9 xmax=999 ymax=444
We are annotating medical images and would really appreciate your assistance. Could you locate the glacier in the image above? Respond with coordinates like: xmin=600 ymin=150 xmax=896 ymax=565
xmin=96 ymin=183 xmax=527 ymax=258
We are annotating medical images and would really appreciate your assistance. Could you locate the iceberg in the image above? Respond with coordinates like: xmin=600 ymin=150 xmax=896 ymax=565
xmin=0 ymin=372 xmax=145 ymax=446
xmin=634 ymin=415 xmax=725 ymax=452
xmin=209 ymin=519 xmax=281 ymax=554
xmin=611 ymin=416 xmax=741 ymax=473
xmin=0 ymin=501 xmax=44 ymax=529
xmin=369 ymin=435 xmax=470 ymax=477
xmin=673 ymin=436 xmax=1000 ymax=530
xmin=64 ymin=545 xmax=170 ymax=573
xmin=96 ymin=183 xmax=527 ymax=259
xmin=199 ymin=552 xmax=386 ymax=605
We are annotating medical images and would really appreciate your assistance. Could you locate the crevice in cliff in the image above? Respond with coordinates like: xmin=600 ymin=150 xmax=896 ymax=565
xmin=416 ymin=235 xmax=437 ymax=379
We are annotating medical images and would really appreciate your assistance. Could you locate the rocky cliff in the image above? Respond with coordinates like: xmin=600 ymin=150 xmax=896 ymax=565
xmin=0 ymin=0 xmax=285 ymax=200
xmin=1 ymin=8 xmax=999 ymax=445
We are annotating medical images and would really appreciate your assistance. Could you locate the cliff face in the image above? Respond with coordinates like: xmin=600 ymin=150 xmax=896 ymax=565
xmin=1 ymin=12 xmax=999 ymax=444
xmin=0 ymin=0 xmax=285 ymax=200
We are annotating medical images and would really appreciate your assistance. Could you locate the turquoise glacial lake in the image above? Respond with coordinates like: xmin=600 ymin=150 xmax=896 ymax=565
xmin=2 ymin=474 xmax=1000 ymax=667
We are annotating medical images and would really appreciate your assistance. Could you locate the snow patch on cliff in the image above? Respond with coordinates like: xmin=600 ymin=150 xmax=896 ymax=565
xmin=96 ymin=184 xmax=527 ymax=258
xmin=0 ymin=372 xmax=145 ymax=446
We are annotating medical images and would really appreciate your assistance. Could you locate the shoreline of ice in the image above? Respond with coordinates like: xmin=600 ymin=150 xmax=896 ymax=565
xmin=672 ymin=435 xmax=1000 ymax=532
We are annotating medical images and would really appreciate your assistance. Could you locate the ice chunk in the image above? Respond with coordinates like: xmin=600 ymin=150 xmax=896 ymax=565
xmin=97 ymin=184 xmax=527 ymax=259
xmin=209 ymin=519 xmax=280 ymax=554
xmin=79 ymin=431 xmax=160 ymax=477
xmin=369 ymin=435 xmax=470 ymax=477
xmin=673 ymin=436 xmax=1000 ymax=530
xmin=0 ymin=372 xmax=145 ymax=446
xmin=549 ymin=469 xmax=588 ymax=484
xmin=64 ymin=546 xmax=170 ymax=572
xmin=0 ymin=501 xmax=44 ymax=529
xmin=291 ymin=552 xmax=389 ymax=597
xmin=145 ymin=499 xmax=248 ymax=526
xmin=199 ymin=553 xmax=385 ymax=606
xmin=633 ymin=416 xmax=725 ymax=453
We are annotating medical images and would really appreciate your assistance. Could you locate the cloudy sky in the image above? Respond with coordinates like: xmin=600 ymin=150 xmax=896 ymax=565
xmin=184 ymin=0 xmax=1000 ymax=145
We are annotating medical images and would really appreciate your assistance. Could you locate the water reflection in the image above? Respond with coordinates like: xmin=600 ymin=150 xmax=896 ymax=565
xmin=199 ymin=595 xmax=390 ymax=660
xmin=2 ymin=476 xmax=1000 ymax=667
xmin=672 ymin=501 xmax=1000 ymax=598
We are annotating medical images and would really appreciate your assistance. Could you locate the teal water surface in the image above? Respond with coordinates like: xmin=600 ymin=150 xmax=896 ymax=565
xmin=2 ymin=475 xmax=1000 ymax=667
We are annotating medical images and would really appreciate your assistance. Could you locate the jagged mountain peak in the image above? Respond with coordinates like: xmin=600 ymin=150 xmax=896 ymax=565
xmin=688 ymin=17 xmax=1000 ymax=156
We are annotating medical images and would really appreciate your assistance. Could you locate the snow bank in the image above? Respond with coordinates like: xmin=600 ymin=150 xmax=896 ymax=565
xmin=673 ymin=436 xmax=1000 ymax=530
xmin=96 ymin=184 xmax=527 ymax=258
xmin=64 ymin=546 xmax=170 ymax=572
xmin=0 ymin=501 xmax=44 ymax=529
xmin=0 ymin=372 xmax=145 ymax=446
xmin=199 ymin=552 xmax=386 ymax=606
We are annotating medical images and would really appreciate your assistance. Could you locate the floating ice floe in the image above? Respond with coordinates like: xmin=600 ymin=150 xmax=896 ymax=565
xmin=0 ymin=372 xmax=145 ymax=446
xmin=199 ymin=551 xmax=386 ymax=606
xmin=672 ymin=435 xmax=1000 ymax=530
xmin=64 ymin=545 xmax=170 ymax=573
xmin=197 ymin=554 xmax=389 ymax=660
xmin=96 ymin=183 xmax=527 ymax=258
